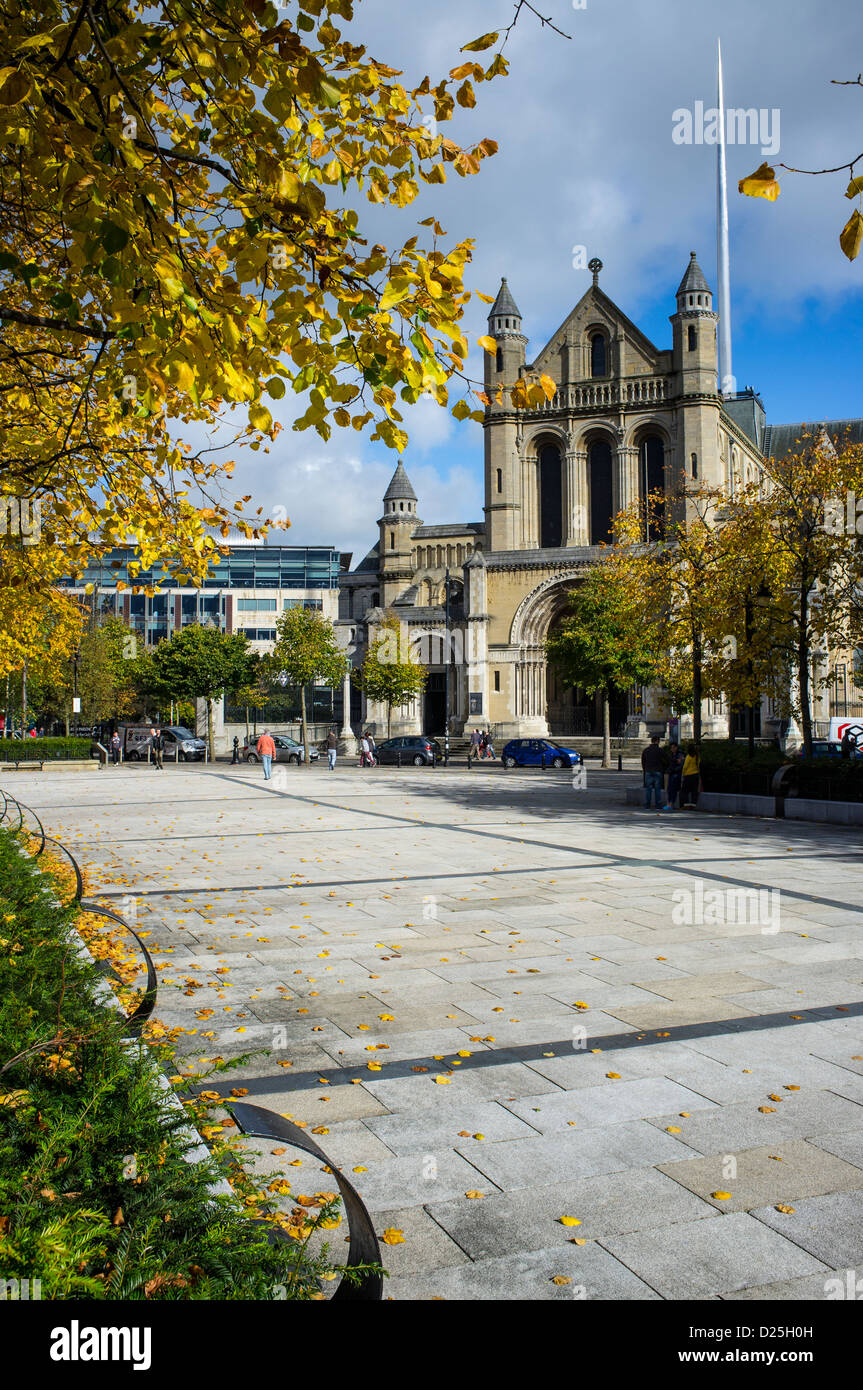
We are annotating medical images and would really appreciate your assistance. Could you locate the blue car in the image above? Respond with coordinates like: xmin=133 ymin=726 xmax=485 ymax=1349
xmin=501 ymin=738 xmax=582 ymax=769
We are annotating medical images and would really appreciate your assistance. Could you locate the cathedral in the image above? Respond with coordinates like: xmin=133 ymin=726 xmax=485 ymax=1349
xmin=338 ymin=255 xmax=860 ymax=744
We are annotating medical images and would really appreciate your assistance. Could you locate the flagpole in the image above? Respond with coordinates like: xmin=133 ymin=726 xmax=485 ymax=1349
xmin=716 ymin=37 xmax=733 ymax=397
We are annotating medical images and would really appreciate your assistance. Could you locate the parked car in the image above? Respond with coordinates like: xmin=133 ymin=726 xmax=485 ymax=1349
xmin=797 ymin=740 xmax=863 ymax=760
xmin=89 ymin=724 xmax=207 ymax=761
xmin=243 ymin=733 xmax=319 ymax=764
xmin=501 ymin=738 xmax=583 ymax=769
xmin=160 ymin=726 xmax=208 ymax=761
xmin=375 ymin=735 xmax=442 ymax=766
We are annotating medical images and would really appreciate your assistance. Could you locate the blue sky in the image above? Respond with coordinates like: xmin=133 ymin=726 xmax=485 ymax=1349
xmin=210 ymin=0 xmax=863 ymax=564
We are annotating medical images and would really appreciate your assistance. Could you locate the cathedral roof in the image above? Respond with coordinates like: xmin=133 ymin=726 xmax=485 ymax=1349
xmin=763 ymin=418 xmax=863 ymax=461
xmin=490 ymin=277 xmax=521 ymax=319
xmin=383 ymin=460 xmax=416 ymax=502
xmin=676 ymin=251 xmax=711 ymax=296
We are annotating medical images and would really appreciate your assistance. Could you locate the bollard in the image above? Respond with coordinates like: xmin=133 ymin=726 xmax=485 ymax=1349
xmin=617 ymin=753 xmax=622 ymax=772
xmin=541 ymin=752 xmax=546 ymax=771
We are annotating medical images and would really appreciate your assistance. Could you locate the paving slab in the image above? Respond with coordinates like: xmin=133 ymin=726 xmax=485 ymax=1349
xmin=386 ymin=1243 xmax=661 ymax=1301
xmin=657 ymin=1140 xmax=863 ymax=1213
xmin=751 ymin=1191 xmax=863 ymax=1268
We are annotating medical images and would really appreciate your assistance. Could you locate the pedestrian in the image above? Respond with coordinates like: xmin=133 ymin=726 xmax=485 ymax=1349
xmin=640 ymin=733 xmax=667 ymax=810
xmin=150 ymin=727 xmax=164 ymax=770
xmin=326 ymin=728 xmax=338 ymax=771
xmin=231 ymin=735 xmax=240 ymax=765
xmin=358 ymin=732 xmax=369 ymax=768
xmin=110 ymin=731 xmax=121 ymax=766
xmin=469 ymin=727 xmax=482 ymax=763
xmin=841 ymin=729 xmax=857 ymax=760
xmin=257 ymin=728 xmax=276 ymax=780
xmin=479 ymin=730 xmax=490 ymax=759
xmin=664 ymin=741 xmax=684 ymax=810
xmin=680 ymin=743 xmax=701 ymax=809
xmin=366 ymin=731 xmax=377 ymax=767
xmin=485 ymin=732 xmax=496 ymax=760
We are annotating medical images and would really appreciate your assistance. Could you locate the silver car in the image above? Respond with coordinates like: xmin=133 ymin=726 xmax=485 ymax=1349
xmin=244 ymin=734 xmax=320 ymax=765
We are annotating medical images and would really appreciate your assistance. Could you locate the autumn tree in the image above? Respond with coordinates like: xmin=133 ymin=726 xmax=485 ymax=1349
xmin=0 ymin=0 xmax=559 ymax=668
xmin=268 ymin=605 xmax=347 ymax=761
xmin=354 ymin=611 xmax=427 ymax=739
xmin=144 ymin=624 xmax=256 ymax=756
xmin=546 ymin=566 xmax=659 ymax=767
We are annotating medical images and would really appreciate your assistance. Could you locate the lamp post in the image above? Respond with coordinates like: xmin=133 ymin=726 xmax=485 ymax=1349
xmin=443 ymin=566 xmax=452 ymax=766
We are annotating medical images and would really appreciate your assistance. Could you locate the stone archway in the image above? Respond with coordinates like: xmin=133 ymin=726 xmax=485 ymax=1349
xmin=509 ymin=571 xmax=587 ymax=735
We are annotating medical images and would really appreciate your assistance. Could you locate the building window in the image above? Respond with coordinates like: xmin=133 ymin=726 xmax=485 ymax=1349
xmin=687 ymin=325 xmax=697 ymax=351
xmin=389 ymin=532 xmax=395 ymax=550
xmin=588 ymin=438 xmax=613 ymax=544
xmin=496 ymin=468 xmax=502 ymax=493
xmin=690 ymin=451 xmax=698 ymax=478
xmin=237 ymin=598 xmax=277 ymax=611
xmin=538 ymin=442 xmax=563 ymax=548
xmin=496 ymin=347 xmax=502 ymax=372
xmin=494 ymin=670 xmax=500 ymax=692
xmin=640 ymin=435 xmax=665 ymax=539
xmin=590 ymin=332 xmax=607 ymax=378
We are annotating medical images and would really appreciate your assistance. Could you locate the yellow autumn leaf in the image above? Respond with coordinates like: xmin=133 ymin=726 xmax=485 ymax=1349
xmin=738 ymin=162 xmax=780 ymax=201
xmin=477 ymin=334 xmax=497 ymax=354
xmin=433 ymin=1075 xmax=452 ymax=1084
xmin=840 ymin=208 xmax=863 ymax=261
xmin=379 ymin=1227 xmax=405 ymax=1245
xmin=551 ymin=1275 xmax=571 ymax=1286
xmin=775 ymin=1204 xmax=796 ymax=1214
xmin=666 ymin=1126 xmax=682 ymax=1134
xmin=465 ymin=1190 xmax=485 ymax=1199
xmin=711 ymin=1191 xmax=732 ymax=1200
xmin=558 ymin=1216 xmax=581 ymax=1227
xmin=461 ymin=32 xmax=499 ymax=52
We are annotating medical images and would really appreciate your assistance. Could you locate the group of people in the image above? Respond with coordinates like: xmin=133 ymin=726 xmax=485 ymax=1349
xmin=358 ymin=730 xmax=376 ymax=767
xmin=468 ymin=728 xmax=496 ymax=762
xmin=641 ymin=734 xmax=700 ymax=811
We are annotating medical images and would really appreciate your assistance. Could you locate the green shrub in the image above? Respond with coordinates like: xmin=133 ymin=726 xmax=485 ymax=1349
xmin=698 ymin=740 xmax=785 ymax=797
xmin=0 ymin=737 xmax=91 ymax=761
xmin=0 ymin=832 xmax=372 ymax=1299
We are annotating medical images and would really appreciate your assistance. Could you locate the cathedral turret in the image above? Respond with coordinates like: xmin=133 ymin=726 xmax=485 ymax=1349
xmin=485 ymin=277 xmax=527 ymax=391
xmin=483 ymin=279 xmax=527 ymax=552
xmin=379 ymin=461 xmax=420 ymax=606
xmin=670 ymin=252 xmax=718 ymax=395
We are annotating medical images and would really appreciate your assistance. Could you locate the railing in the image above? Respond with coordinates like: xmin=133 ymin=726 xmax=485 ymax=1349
xmin=534 ymin=377 xmax=670 ymax=412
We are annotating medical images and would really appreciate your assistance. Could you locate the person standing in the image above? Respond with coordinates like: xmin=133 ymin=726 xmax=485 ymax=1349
xmin=358 ymin=732 xmax=369 ymax=768
xmin=151 ymin=727 xmax=164 ymax=770
xmin=110 ymin=731 xmax=121 ymax=766
xmin=664 ymin=742 xmax=684 ymax=810
xmin=641 ymin=734 xmax=667 ymax=810
xmin=326 ymin=728 xmax=338 ymax=771
xmin=680 ymin=743 xmax=701 ymax=809
xmin=257 ymin=728 xmax=276 ymax=781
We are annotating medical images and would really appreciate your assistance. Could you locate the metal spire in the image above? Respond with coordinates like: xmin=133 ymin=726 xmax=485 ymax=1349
xmin=716 ymin=38 xmax=733 ymax=396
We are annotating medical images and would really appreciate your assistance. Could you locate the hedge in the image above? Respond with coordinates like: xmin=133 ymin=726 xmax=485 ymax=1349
xmin=0 ymin=737 xmax=91 ymax=761
xmin=0 ymin=831 xmax=372 ymax=1299
xmin=697 ymin=739 xmax=863 ymax=802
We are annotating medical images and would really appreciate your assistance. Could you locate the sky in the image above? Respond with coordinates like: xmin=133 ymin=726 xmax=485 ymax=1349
xmin=203 ymin=0 xmax=863 ymax=567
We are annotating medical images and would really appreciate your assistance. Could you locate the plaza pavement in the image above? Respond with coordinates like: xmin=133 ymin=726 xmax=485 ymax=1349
xmin=16 ymin=759 xmax=863 ymax=1301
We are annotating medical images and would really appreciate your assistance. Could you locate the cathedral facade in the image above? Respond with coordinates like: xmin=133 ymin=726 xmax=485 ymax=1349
xmin=338 ymin=255 xmax=849 ymax=743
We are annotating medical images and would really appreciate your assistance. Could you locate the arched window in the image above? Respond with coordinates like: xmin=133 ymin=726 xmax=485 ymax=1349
xmin=538 ymin=442 xmax=562 ymax=548
xmin=690 ymin=451 xmax=698 ymax=479
xmin=639 ymin=435 xmax=665 ymax=539
xmin=590 ymin=332 xmax=607 ymax=378
xmin=496 ymin=347 xmax=503 ymax=373
xmin=687 ymin=325 xmax=697 ymax=352
xmin=389 ymin=531 xmax=395 ymax=550
xmin=588 ymin=439 xmax=613 ymax=544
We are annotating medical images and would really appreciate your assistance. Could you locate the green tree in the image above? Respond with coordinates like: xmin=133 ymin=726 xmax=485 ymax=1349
xmin=546 ymin=567 xmax=658 ymax=767
xmin=355 ymin=611 xmax=427 ymax=740
xmin=145 ymin=625 xmax=256 ymax=757
xmin=269 ymin=607 xmax=347 ymax=762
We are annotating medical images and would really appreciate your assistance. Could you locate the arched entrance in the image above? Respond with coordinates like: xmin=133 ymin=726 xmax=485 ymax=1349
xmin=545 ymin=607 xmax=632 ymax=737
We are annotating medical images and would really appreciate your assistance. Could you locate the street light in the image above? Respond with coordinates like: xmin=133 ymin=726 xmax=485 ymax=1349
xmin=443 ymin=566 xmax=451 ymax=766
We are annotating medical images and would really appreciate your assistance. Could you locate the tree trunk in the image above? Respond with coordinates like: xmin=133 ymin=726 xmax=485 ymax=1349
xmin=601 ymin=687 xmax=611 ymax=768
xmin=300 ymin=683 xmax=309 ymax=765
xmin=245 ymin=705 xmax=250 ymax=742
xmin=387 ymin=701 xmax=392 ymax=739
xmin=206 ymin=697 xmax=214 ymax=761
xmin=692 ymin=631 xmax=702 ymax=747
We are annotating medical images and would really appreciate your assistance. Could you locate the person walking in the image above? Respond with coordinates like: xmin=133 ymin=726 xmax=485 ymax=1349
xmin=664 ymin=741 xmax=684 ymax=810
xmin=366 ymin=731 xmax=377 ymax=767
xmin=150 ymin=727 xmax=164 ymax=770
xmin=479 ymin=730 xmax=490 ymax=759
xmin=231 ymin=735 xmax=240 ymax=765
xmin=469 ymin=727 xmax=482 ymax=764
xmin=257 ymin=728 xmax=276 ymax=781
xmin=326 ymin=728 xmax=338 ymax=771
xmin=680 ymin=743 xmax=701 ymax=809
xmin=110 ymin=731 xmax=121 ymax=767
xmin=641 ymin=733 xmax=667 ymax=810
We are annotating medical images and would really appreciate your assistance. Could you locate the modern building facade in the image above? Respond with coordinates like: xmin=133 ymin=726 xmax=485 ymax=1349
xmin=340 ymin=256 xmax=863 ymax=742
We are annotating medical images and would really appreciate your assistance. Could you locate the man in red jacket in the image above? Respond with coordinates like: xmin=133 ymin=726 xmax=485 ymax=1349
xmin=257 ymin=729 xmax=276 ymax=781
